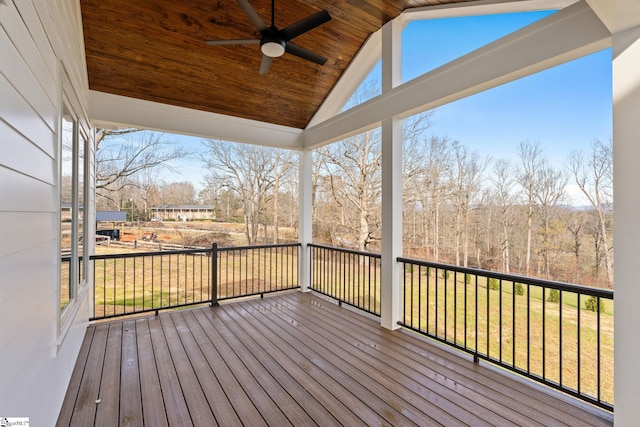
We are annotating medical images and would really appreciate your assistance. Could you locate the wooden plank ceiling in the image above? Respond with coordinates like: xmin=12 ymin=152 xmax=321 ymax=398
xmin=80 ymin=0 xmax=479 ymax=129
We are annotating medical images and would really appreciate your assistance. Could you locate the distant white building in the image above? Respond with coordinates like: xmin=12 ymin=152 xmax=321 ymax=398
xmin=152 ymin=204 xmax=216 ymax=221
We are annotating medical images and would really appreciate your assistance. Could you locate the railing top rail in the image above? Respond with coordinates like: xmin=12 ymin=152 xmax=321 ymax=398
xmin=89 ymin=242 xmax=301 ymax=261
xmin=308 ymin=243 xmax=381 ymax=259
xmin=90 ymin=247 xmax=212 ymax=260
xmin=397 ymin=256 xmax=613 ymax=299
xmin=218 ymin=242 xmax=301 ymax=251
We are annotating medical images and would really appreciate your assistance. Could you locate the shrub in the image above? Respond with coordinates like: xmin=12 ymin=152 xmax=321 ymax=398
xmin=441 ymin=270 xmax=450 ymax=280
xmin=515 ymin=283 xmax=525 ymax=296
xmin=585 ymin=295 xmax=605 ymax=313
xmin=488 ymin=278 xmax=500 ymax=291
xmin=465 ymin=274 xmax=472 ymax=284
xmin=547 ymin=289 xmax=560 ymax=303
xmin=424 ymin=266 xmax=431 ymax=276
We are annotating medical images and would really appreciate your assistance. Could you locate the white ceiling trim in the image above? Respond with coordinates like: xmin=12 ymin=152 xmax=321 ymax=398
xmin=303 ymin=0 xmax=611 ymax=149
xmin=89 ymin=90 xmax=303 ymax=149
xmin=586 ymin=0 xmax=640 ymax=34
xmin=307 ymin=31 xmax=382 ymax=127
xmin=400 ymin=0 xmax=579 ymax=22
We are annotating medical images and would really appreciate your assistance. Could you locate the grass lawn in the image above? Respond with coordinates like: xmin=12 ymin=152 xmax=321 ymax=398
xmin=93 ymin=246 xmax=299 ymax=318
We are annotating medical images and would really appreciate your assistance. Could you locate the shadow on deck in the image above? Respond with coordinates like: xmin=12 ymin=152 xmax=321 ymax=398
xmin=57 ymin=291 xmax=613 ymax=426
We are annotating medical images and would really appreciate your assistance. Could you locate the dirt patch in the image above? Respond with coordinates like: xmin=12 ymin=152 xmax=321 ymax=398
xmin=183 ymin=231 xmax=234 ymax=247
xmin=110 ymin=221 xmax=296 ymax=247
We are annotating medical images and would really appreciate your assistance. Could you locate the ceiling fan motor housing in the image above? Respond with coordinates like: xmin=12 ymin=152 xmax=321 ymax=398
xmin=260 ymin=35 xmax=286 ymax=57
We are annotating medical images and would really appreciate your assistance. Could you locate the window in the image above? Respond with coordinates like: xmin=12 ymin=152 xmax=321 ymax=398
xmin=60 ymin=106 xmax=74 ymax=312
xmin=59 ymin=102 xmax=88 ymax=316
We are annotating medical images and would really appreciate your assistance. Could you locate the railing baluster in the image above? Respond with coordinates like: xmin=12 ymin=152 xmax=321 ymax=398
xmin=486 ymin=274 xmax=489 ymax=360
xmin=499 ymin=279 xmax=503 ymax=364
xmin=543 ymin=286 xmax=546 ymax=382
xmin=512 ymin=280 xmax=516 ymax=368
xmin=597 ymin=297 xmax=601 ymax=403
xmin=527 ymin=284 xmax=531 ymax=374
xmin=577 ymin=293 xmax=581 ymax=395
xmin=474 ymin=274 xmax=478 ymax=363
xmin=559 ymin=290 xmax=563 ymax=387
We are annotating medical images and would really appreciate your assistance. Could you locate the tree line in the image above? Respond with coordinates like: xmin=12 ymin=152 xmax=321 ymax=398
xmin=313 ymin=121 xmax=612 ymax=288
xmin=96 ymin=123 xmax=613 ymax=288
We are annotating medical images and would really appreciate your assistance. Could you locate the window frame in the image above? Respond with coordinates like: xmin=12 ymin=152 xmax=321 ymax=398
xmin=58 ymin=66 xmax=91 ymax=341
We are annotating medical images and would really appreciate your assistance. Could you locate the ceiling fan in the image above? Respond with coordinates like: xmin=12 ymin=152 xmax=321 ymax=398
xmin=205 ymin=0 xmax=331 ymax=75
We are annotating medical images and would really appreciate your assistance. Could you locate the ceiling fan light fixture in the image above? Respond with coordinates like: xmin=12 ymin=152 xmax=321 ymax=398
xmin=261 ymin=40 xmax=285 ymax=57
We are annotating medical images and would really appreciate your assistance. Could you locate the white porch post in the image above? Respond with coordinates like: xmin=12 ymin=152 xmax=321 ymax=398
xmin=613 ymin=25 xmax=640 ymax=426
xmin=298 ymin=149 xmax=313 ymax=292
xmin=380 ymin=19 xmax=403 ymax=330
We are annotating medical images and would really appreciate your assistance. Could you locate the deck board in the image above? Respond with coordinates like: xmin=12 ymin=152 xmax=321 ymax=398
xmin=160 ymin=314 xmax=218 ymax=427
xmin=188 ymin=310 xmax=267 ymax=426
xmin=94 ymin=322 xmax=123 ymax=426
xmin=135 ymin=319 xmax=168 ymax=427
xmin=70 ymin=324 xmax=109 ymax=426
xmin=213 ymin=305 xmax=341 ymax=426
xmin=171 ymin=312 xmax=241 ymax=426
xmin=147 ymin=313 xmax=193 ymax=426
xmin=57 ymin=291 xmax=613 ymax=427
xmin=56 ymin=325 xmax=95 ymax=427
xmin=120 ymin=320 xmax=143 ymax=426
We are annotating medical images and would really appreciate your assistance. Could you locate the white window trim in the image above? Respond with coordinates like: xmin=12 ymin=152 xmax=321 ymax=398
xmin=57 ymin=62 xmax=91 ymax=347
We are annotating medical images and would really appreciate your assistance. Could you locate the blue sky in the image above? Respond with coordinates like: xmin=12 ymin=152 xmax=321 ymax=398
xmin=165 ymin=9 xmax=612 ymax=198
xmin=398 ymin=10 xmax=611 ymax=169
xmin=418 ymin=48 xmax=612 ymax=169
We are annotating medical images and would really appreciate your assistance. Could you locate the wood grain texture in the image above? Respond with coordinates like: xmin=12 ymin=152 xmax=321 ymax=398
xmin=79 ymin=0 xmax=481 ymax=129
xmin=58 ymin=292 xmax=613 ymax=426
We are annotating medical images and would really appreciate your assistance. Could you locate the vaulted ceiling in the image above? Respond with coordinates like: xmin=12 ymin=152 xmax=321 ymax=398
xmin=80 ymin=0 xmax=485 ymax=130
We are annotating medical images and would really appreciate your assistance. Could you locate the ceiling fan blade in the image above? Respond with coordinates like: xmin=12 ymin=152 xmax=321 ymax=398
xmin=205 ymin=39 xmax=260 ymax=46
xmin=259 ymin=55 xmax=273 ymax=75
xmin=285 ymin=42 xmax=327 ymax=65
xmin=280 ymin=10 xmax=331 ymax=41
xmin=237 ymin=0 xmax=268 ymax=32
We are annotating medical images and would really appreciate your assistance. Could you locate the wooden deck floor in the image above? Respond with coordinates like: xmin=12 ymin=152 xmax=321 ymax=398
xmin=57 ymin=291 xmax=613 ymax=426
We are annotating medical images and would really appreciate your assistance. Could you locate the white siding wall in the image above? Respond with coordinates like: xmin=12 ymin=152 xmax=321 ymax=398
xmin=0 ymin=0 xmax=93 ymax=424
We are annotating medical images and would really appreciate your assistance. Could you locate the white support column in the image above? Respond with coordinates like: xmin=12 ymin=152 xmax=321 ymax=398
xmin=613 ymin=25 xmax=640 ymax=426
xmin=380 ymin=19 xmax=403 ymax=330
xmin=298 ymin=149 xmax=313 ymax=292
xmin=381 ymin=117 xmax=403 ymax=330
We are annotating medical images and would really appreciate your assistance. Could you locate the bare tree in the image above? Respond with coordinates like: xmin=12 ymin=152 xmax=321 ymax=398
xmin=136 ymin=168 xmax=161 ymax=220
xmin=96 ymin=128 xmax=189 ymax=205
xmin=517 ymin=140 xmax=543 ymax=275
xmin=423 ymin=136 xmax=452 ymax=261
xmin=159 ymin=181 xmax=196 ymax=205
xmin=201 ymin=139 xmax=296 ymax=245
xmin=271 ymin=150 xmax=296 ymax=243
xmin=403 ymin=113 xmax=434 ymax=253
xmin=560 ymin=208 xmax=587 ymax=283
xmin=315 ymin=129 xmax=382 ymax=251
xmin=491 ymin=159 xmax=518 ymax=273
xmin=533 ymin=161 xmax=567 ymax=278
xmin=568 ymin=139 xmax=613 ymax=285
xmin=450 ymin=142 xmax=486 ymax=266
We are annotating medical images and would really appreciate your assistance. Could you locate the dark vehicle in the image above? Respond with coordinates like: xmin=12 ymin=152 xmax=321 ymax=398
xmin=96 ymin=229 xmax=120 ymax=240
